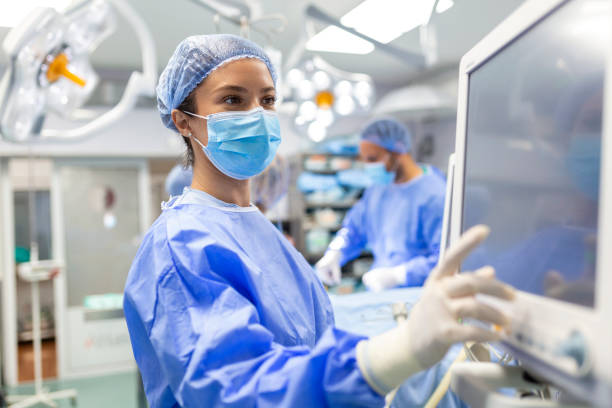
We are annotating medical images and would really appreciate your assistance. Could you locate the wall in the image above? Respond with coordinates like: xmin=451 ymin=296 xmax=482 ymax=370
xmin=0 ymin=106 xmax=311 ymax=161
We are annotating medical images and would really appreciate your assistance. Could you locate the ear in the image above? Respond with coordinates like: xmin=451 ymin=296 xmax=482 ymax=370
xmin=171 ymin=109 xmax=192 ymax=136
xmin=388 ymin=152 xmax=401 ymax=171
xmin=388 ymin=151 xmax=400 ymax=164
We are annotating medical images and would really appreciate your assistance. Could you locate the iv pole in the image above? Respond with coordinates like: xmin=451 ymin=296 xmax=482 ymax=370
xmin=7 ymin=152 xmax=76 ymax=408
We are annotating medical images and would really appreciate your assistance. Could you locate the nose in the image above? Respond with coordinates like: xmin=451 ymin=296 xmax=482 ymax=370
xmin=246 ymin=97 xmax=263 ymax=111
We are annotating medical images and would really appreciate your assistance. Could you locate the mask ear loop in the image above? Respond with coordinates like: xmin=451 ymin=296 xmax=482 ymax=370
xmin=183 ymin=112 xmax=208 ymax=149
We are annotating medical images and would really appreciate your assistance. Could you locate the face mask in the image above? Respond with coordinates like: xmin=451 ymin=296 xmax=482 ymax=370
xmin=565 ymin=134 xmax=601 ymax=201
xmin=185 ymin=107 xmax=281 ymax=180
xmin=364 ymin=162 xmax=395 ymax=186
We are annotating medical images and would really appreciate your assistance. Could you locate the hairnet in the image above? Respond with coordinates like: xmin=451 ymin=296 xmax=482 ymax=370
xmin=360 ymin=118 xmax=412 ymax=154
xmin=157 ymin=34 xmax=278 ymax=132
xmin=165 ymin=164 xmax=193 ymax=196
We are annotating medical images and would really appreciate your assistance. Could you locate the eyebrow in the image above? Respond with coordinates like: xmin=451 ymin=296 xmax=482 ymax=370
xmin=214 ymin=85 xmax=248 ymax=93
xmin=214 ymin=85 xmax=276 ymax=94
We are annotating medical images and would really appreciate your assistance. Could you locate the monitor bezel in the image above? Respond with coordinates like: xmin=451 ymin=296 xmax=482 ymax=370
xmin=450 ymin=0 xmax=612 ymax=401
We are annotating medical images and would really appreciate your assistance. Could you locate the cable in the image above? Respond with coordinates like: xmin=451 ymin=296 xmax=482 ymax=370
xmin=424 ymin=348 xmax=467 ymax=408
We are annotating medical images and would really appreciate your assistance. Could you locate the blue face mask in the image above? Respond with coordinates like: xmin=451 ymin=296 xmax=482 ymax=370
xmin=565 ymin=134 xmax=601 ymax=201
xmin=364 ymin=162 xmax=395 ymax=186
xmin=185 ymin=107 xmax=281 ymax=180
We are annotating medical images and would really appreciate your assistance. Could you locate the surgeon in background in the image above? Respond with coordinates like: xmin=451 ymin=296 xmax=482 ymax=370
xmin=250 ymin=154 xmax=290 ymax=213
xmin=316 ymin=118 xmax=446 ymax=291
xmin=164 ymin=164 xmax=193 ymax=197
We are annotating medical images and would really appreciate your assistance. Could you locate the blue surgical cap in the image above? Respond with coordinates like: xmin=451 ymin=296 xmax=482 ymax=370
xmin=165 ymin=164 xmax=193 ymax=196
xmin=157 ymin=34 xmax=278 ymax=132
xmin=361 ymin=118 xmax=412 ymax=154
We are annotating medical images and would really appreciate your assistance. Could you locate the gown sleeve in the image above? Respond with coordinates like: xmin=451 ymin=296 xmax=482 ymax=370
xmin=124 ymin=223 xmax=384 ymax=408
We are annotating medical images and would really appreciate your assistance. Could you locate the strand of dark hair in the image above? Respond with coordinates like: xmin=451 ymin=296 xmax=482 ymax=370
xmin=176 ymin=92 xmax=196 ymax=167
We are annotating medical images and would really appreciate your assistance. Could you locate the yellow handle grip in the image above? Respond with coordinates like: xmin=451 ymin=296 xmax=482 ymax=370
xmin=46 ymin=53 xmax=86 ymax=87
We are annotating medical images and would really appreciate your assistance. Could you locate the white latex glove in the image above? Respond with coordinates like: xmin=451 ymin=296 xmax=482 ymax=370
xmin=356 ymin=225 xmax=516 ymax=396
xmin=315 ymin=250 xmax=342 ymax=286
xmin=362 ymin=265 xmax=407 ymax=292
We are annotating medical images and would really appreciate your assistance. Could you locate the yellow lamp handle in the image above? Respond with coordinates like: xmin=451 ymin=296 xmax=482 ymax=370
xmin=46 ymin=53 xmax=86 ymax=87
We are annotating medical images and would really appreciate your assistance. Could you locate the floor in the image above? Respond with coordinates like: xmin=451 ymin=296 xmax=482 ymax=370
xmin=10 ymin=339 xmax=144 ymax=407
xmin=18 ymin=340 xmax=57 ymax=382
xmin=6 ymin=371 xmax=142 ymax=408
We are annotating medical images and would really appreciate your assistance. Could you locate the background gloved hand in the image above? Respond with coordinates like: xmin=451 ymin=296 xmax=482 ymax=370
xmin=356 ymin=225 xmax=516 ymax=396
xmin=362 ymin=265 xmax=406 ymax=292
xmin=315 ymin=250 xmax=342 ymax=286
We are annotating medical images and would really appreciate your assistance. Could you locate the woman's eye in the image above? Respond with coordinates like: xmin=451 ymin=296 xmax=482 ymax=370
xmin=223 ymin=96 xmax=242 ymax=105
xmin=262 ymin=96 xmax=276 ymax=105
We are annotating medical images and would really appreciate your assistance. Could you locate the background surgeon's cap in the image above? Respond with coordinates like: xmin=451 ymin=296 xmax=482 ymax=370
xmin=157 ymin=34 xmax=278 ymax=132
xmin=360 ymin=118 xmax=412 ymax=154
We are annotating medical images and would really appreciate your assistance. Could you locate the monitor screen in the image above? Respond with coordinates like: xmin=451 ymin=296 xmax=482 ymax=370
xmin=462 ymin=0 xmax=609 ymax=308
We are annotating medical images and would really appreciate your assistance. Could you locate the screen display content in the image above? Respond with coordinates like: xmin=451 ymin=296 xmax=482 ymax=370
xmin=462 ymin=0 xmax=609 ymax=308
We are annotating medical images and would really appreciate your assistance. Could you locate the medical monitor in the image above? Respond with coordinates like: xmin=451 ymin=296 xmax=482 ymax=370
xmin=451 ymin=0 xmax=612 ymax=403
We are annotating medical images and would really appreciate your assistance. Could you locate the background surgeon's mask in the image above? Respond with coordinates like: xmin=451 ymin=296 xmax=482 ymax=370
xmin=186 ymin=107 xmax=281 ymax=180
xmin=364 ymin=162 xmax=395 ymax=186
xmin=566 ymin=134 xmax=602 ymax=201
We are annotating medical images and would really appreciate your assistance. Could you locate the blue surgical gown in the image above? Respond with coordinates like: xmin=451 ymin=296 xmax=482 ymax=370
xmin=336 ymin=168 xmax=446 ymax=286
xmin=123 ymin=188 xmax=384 ymax=407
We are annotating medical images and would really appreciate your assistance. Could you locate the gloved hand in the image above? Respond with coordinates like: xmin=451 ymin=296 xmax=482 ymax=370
xmin=355 ymin=225 xmax=516 ymax=396
xmin=315 ymin=250 xmax=342 ymax=286
xmin=362 ymin=265 xmax=407 ymax=292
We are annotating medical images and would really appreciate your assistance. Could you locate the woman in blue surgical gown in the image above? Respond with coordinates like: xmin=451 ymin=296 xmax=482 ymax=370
xmin=123 ymin=34 xmax=515 ymax=408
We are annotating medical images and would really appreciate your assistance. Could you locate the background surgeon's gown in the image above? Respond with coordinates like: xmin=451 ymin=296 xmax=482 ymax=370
xmin=123 ymin=188 xmax=384 ymax=407
xmin=336 ymin=168 xmax=446 ymax=286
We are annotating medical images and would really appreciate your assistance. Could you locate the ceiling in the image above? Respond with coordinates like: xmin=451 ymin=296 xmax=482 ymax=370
xmin=0 ymin=0 xmax=526 ymax=87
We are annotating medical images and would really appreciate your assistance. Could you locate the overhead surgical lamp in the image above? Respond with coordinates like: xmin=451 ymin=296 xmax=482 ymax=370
xmin=287 ymin=57 xmax=375 ymax=142
xmin=0 ymin=0 xmax=157 ymax=143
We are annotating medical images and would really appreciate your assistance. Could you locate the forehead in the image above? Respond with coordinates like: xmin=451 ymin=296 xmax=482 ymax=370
xmin=202 ymin=58 xmax=274 ymax=89
xmin=360 ymin=140 xmax=388 ymax=156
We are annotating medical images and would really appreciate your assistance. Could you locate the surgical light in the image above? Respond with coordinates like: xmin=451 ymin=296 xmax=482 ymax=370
xmin=312 ymin=70 xmax=331 ymax=90
xmin=305 ymin=25 xmax=374 ymax=55
xmin=335 ymin=95 xmax=355 ymax=116
xmin=297 ymin=79 xmax=315 ymax=99
xmin=315 ymin=90 xmax=334 ymax=110
xmin=287 ymin=68 xmax=305 ymax=88
xmin=304 ymin=60 xmax=315 ymax=72
xmin=334 ymin=80 xmax=352 ymax=97
xmin=298 ymin=101 xmax=317 ymax=121
xmin=315 ymin=109 xmax=334 ymax=127
xmin=308 ymin=121 xmax=327 ymax=142
xmin=286 ymin=57 xmax=375 ymax=143
xmin=357 ymin=96 xmax=370 ymax=108
xmin=0 ymin=2 xmax=113 ymax=142
xmin=0 ymin=0 xmax=157 ymax=143
xmin=436 ymin=0 xmax=454 ymax=14
xmin=340 ymin=0 xmax=436 ymax=44
xmin=354 ymin=80 xmax=373 ymax=99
